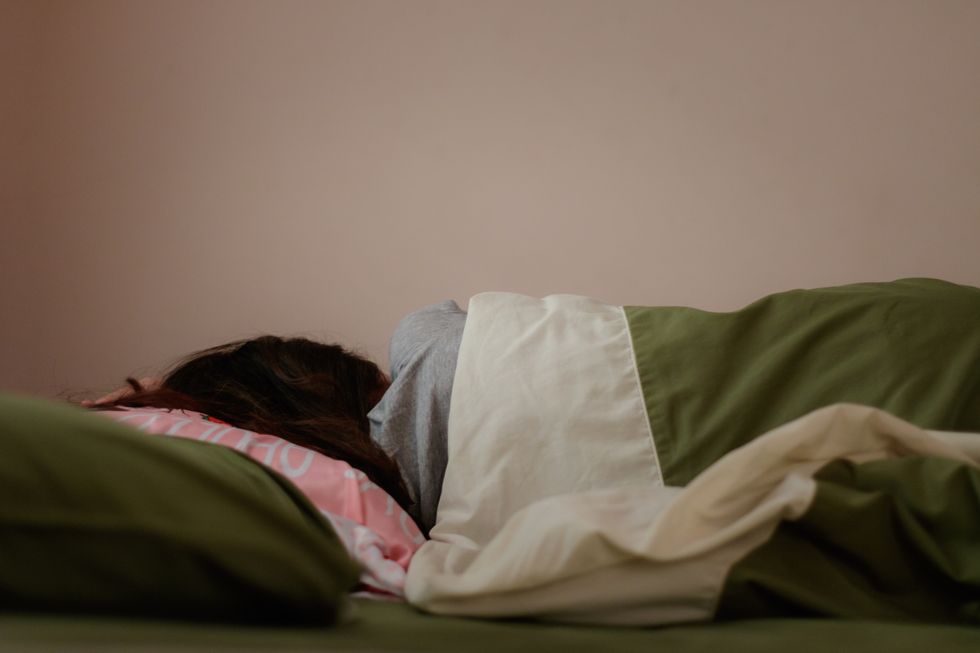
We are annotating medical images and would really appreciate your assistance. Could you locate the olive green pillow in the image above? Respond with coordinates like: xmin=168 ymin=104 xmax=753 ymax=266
xmin=0 ymin=393 xmax=360 ymax=624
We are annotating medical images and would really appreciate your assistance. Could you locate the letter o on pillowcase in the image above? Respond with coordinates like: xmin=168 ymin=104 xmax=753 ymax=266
xmin=0 ymin=394 xmax=360 ymax=624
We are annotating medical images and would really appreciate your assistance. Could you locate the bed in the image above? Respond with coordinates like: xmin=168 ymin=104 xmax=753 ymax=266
xmin=2 ymin=278 xmax=979 ymax=649
xmin=4 ymin=599 xmax=980 ymax=653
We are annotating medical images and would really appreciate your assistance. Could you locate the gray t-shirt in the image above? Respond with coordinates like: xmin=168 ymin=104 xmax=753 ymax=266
xmin=367 ymin=300 xmax=466 ymax=535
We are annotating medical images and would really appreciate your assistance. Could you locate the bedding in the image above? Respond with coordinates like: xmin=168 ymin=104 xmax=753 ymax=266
xmin=3 ymin=597 xmax=980 ymax=653
xmin=0 ymin=394 xmax=359 ymax=624
xmin=2 ymin=277 xmax=980 ymax=646
xmin=407 ymin=278 xmax=980 ymax=625
xmin=96 ymin=407 xmax=424 ymax=596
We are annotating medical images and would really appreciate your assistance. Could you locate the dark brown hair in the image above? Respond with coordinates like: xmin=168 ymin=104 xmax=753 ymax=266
xmin=96 ymin=336 xmax=412 ymax=510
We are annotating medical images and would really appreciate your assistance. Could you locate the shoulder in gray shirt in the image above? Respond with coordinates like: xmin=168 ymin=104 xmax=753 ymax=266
xmin=367 ymin=300 xmax=466 ymax=535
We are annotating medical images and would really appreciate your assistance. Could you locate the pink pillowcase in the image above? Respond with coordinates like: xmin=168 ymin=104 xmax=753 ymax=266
xmin=96 ymin=407 xmax=423 ymax=596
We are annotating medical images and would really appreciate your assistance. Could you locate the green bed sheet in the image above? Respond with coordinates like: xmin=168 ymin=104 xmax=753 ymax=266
xmin=3 ymin=599 xmax=980 ymax=652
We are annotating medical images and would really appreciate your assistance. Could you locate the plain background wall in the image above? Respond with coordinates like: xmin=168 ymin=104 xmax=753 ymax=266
xmin=3 ymin=0 xmax=979 ymax=397
xmin=1 ymin=0 xmax=42 ymax=393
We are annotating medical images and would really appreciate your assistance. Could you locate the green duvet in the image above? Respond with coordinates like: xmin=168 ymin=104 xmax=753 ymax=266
xmin=406 ymin=278 xmax=980 ymax=625
xmin=626 ymin=278 xmax=980 ymax=485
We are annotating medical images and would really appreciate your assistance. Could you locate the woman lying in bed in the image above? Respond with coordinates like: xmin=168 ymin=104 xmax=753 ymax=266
xmin=87 ymin=301 xmax=467 ymax=538
xmin=82 ymin=279 xmax=980 ymax=622
xmin=84 ymin=301 xmax=465 ymax=598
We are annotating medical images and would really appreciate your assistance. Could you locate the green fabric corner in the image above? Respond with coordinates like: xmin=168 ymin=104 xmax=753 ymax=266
xmin=716 ymin=456 xmax=980 ymax=623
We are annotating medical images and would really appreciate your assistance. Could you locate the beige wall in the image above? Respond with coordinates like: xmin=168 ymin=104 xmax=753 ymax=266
xmin=1 ymin=0 xmax=42 ymax=393
xmin=4 ymin=0 xmax=980 ymax=397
